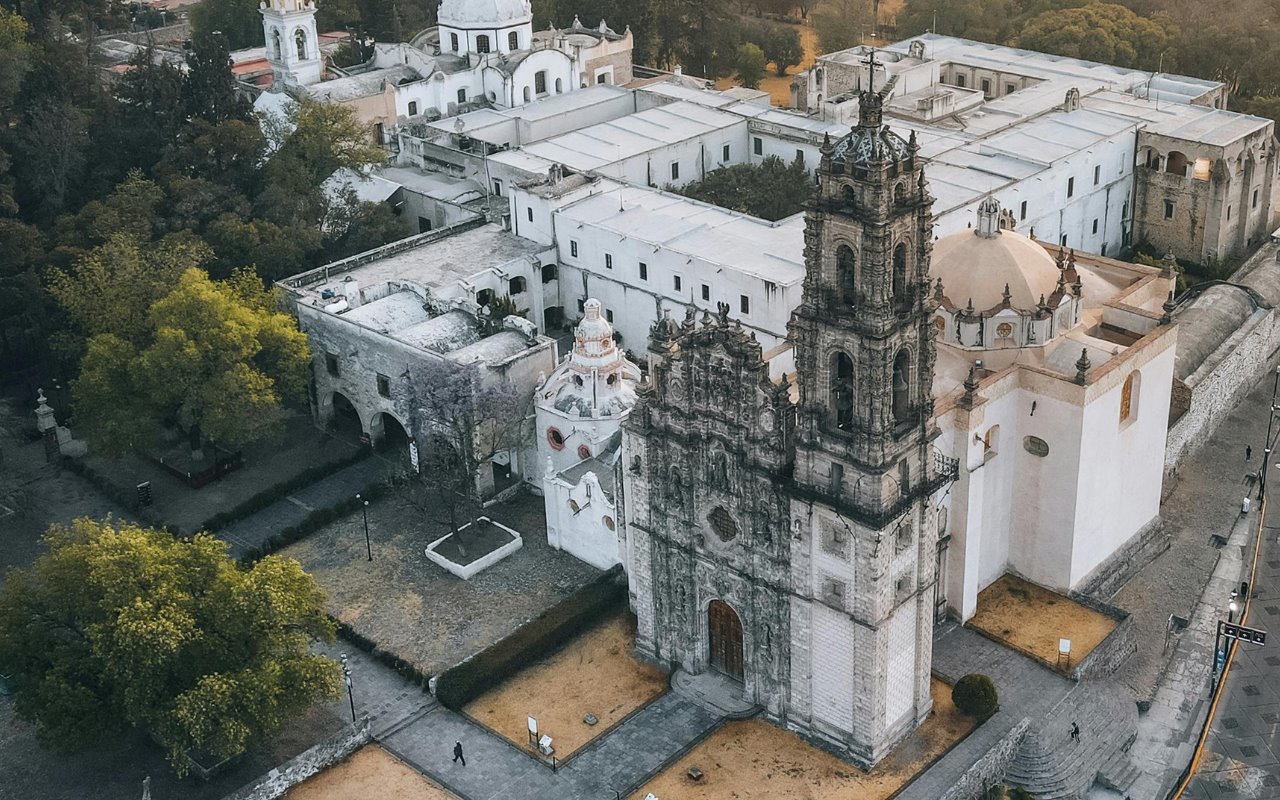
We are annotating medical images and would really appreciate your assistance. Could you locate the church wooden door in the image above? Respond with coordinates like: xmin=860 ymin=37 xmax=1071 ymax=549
xmin=708 ymin=600 xmax=744 ymax=681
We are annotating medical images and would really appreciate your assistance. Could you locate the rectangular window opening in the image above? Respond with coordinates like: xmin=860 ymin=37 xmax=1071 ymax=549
xmin=639 ymin=262 xmax=648 ymax=280
xmin=740 ymin=294 xmax=750 ymax=314
xmin=605 ymin=253 xmax=613 ymax=270
xmin=674 ymin=275 xmax=682 ymax=292
xmin=1164 ymin=199 xmax=1174 ymax=219
xmin=1067 ymin=177 xmax=1075 ymax=198
xmin=753 ymin=137 xmax=763 ymax=156
xmin=376 ymin=373 xmax=390 ymax=398
xmin=701 ymin=284 xmax=710 ymax=301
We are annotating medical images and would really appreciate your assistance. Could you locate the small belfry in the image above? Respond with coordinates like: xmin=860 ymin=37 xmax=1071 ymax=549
xmin=259 ymin=0 xmax=322 ymax=87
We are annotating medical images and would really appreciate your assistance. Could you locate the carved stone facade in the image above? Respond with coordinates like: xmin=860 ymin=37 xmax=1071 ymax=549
xmin=623 ymin=75 xmax=949 ymax=769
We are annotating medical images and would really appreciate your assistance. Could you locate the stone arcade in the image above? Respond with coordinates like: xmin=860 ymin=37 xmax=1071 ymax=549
xmin=621 ymin=80 xmax=950 ymax=768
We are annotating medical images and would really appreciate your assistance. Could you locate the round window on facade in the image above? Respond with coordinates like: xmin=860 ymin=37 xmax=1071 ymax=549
xmin=1023 ymin=435 xmax=1050 ymax=457
xmin=933 ymin=316 xmax=946 ymax=332
xmin=547 ymin=427 xmax=566 ymax=450
xmin=996 ymin=322 xmax=1014 ymax=338
xmin=577 ymin=444 xmax=591 ymax=460
xmin=603 ymin=515 xmax=615 ymax=531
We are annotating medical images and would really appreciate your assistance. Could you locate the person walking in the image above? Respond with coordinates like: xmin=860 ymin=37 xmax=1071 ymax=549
xmin=1247 ymin=445 xmax=1253 ymax=461
xmin=1070 ymin=722 xmax=1080 ymax=743
xmin=453 ymin=739 xmax=466 ymax=766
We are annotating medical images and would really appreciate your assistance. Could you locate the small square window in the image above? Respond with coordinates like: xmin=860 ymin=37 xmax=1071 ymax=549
xmin=605 ymin=309 xmax=614 ymax=323
xmin=740 ymin=295 xmax=750 ymax=314
xmin=673 ymin=275 xmax=682 ymax=291
xmin=722 ymin=144 xmax=730 ymax=162
xmin=1019 ymin=201 xmax=1027 ymax=221
xmin=417 ymin=216 xmax=431 ymax=233
xmin=1092 ymin=218 xmax=1098 ymax=234
xmin=325 ymin=352 xmax=339 ymax=377
xmin=1164 ymin=199 xmax=1174 ymax=219
xmin=376 ymin=373 xmax=390 ymax=398
xmin=1005 ymin=83 xmax=1015 ymax=95
xmin=753 ymin=137 xmax=763 ymax=156
xmin=1093 ymin=164 xmax=1101 ymax=185
xmin=639 ymin=262 xmax=648 ymax=280
xmin=570 ymin=240 xmax=578 ymax=258
xmin=1067 ymin=177 xmax=1074 ymax=198
xmin=605 ymin=253 xmax=613 ymax=269
xmin=670 ymin=161 xmax=679 ymax=180
xmin=701 ymin=284 xmax=710 ymax=301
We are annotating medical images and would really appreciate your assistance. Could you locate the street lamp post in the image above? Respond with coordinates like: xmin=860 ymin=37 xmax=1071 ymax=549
xmin=1229 ymin=593 xmax=1239 ymax=624
xmin=340 ymin=653 xmax=356 ymax=723
xmin=356 ymin=493 xmax=371 ymax=561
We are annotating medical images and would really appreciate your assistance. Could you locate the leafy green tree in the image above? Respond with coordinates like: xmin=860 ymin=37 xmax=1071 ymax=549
xmin=205 ymin=212 xmax=316 ymax=281
xmin=761 ymin=25 xmax=803 ymax=76
xmin=9 ymin=100 xmax=89 ymax=222
xmin=734 ymin=41 xmax=768 ymax=88
xmin=73 ymin=266 xmax=311 ymax=455
xmin=0 ymin=518 xmax=340 ymax=773
xmin=895 ymin=0 xmax=1017 ymax=41
xmin=189 ymin=0 xmax=266 ymax=51
xmin=52 ymin=170 xmax=167 ymax=251
xmin=1015 ymin=2 xmax=1174 ymax=70
xmin=677 ymin=155 xmax=811 ymax=221
xmin=161 ymin=118 xmax=267 ymax=195
xmin=184 ymin=30 xmax=249 ymax=124
xmin=110 ymin=47 xmax=186 ymax=169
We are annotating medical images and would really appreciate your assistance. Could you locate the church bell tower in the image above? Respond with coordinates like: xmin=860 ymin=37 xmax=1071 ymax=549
xmin=784 ymin=56 xmax=950 ymax=767
xmin=261 ymin=0 xmax=323 ymax=87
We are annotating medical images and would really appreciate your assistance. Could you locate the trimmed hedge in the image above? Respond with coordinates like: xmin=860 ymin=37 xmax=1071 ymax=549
xmin=952 ymin=673 xmax=999 ymax=718
xmin=199 ymin=448 xmax=371 ymax=532
xmin=335 ymin=618 xmax=433 ymax=690
xmin=237 ymin=480 xmax=389 ymax=565
xmin=434 ymin=565 xmax=628 ymax=710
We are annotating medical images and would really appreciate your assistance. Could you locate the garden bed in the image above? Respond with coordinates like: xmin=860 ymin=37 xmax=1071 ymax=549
xmin=425 ymin=516 xmax=522 ymax=580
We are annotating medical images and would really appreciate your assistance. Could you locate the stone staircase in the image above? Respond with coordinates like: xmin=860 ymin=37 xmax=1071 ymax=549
xmin=1005 ymin=681 xmax=1140 ymax=800
xmin=368 ymin=690 xmax=439 ymax=740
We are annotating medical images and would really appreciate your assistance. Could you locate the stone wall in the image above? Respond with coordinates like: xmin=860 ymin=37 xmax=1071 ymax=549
xmin=1075 ymin=517 xmax=1169 ymax=601
xmin=937 ymin=717 xmax=1031 ymax=800
xmin=220 ymin=717 xmax=370 ymax=800
xmin=1068 ymin=594 xmax=1137 ymax=681
xmin=1165 ymin=309 xmax=1280 ymax=474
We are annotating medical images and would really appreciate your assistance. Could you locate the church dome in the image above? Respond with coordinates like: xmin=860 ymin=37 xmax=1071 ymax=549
xmin=438 ymin=0 xmax=531 ymax=28
xmin=932 ymin=200 xmax=1061 ymax=311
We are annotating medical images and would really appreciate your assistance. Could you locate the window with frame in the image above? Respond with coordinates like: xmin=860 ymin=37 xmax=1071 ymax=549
xmin=1067 ymin=177 xmax=1075 ymax=198
xmin=1164 ymin=199 xmax=1174 ymax=219
xmin=639 ymin=262 xmax=648 ymax=280
xmin=325 ymin=352 xmax=339 ymax=377
xmin=508 ymin=277 xmax=526 ymax=294
xmin=408 ymin=101 xmax=418 ymax=116
xmin=541 ymin=264 xmax=557 ymax=283
xmin=1253 ymin=188 xmax=1260 ymax=208
xmin=476 ymin=34 xmax=491 ymax=53
xmin=1005 ymin=82 xmax=1016 ymax=95
xmin=457 ymin=88 xmax=466 ymax=104
xmin=1120 ymin=371 xmax=1140 ymax=424
xmin=570 ymin=240 xmax=578 ymax=258
xmin=1094 ymin=164 xmax=1101 ymax=185
xmin=1092 ymin=218 xmax=1098 ymax=234
xmin=376 ymin=373 xmax=390 ymax=398
xmin=508 ymin=31 xmax=518 ymax=49
xmin=753 ymin=137 xmax=763 ymax=155
xmin=740 ymin=294 xmax=750 ymax=314
xmin=526 ymin=207 xmax=533 ymax=222
xmin=1020 ymin=200 xmax=1027 ymax=220
xmin=701 ymin=284 xmax=710 ymax=301
xmin=673 ymin=275 xmax=682 ymax=291
xmin=534 ymin=70 xmax=547 ymax=95
xmin=670 ymin=161 xmax=679 ymax=180
xmin=722 ymin=144 xmax=730 ymax=162
xmin=981 ymin=78 xmax=991 ymax=95
xmin=492 ymin=179 xmax=503 ymax=195
xmin=605 ymin=309 xmax=613 ymax=323
xmin=604 ymin=253 xmax=613 ymax=270
xmin=450 ymin=32 xmax=459 ymax=51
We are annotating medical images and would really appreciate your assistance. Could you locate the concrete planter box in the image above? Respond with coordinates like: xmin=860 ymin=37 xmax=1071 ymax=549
xmin=425 ymin=517 xmax=523 ymax=579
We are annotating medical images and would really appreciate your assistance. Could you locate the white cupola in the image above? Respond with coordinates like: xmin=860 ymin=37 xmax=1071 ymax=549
xmin=437 ymin=0 xmax=533 ymax=56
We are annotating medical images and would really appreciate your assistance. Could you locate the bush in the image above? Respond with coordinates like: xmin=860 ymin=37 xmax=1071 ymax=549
xmin=434 ymin=566 xmax=627 ymax=710
xmin=952 ymin=673 xmax=998 ymax=718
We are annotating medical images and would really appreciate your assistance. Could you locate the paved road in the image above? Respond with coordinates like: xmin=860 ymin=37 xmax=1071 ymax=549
xmin=1186 ymin=493 xmax=1280 ymax=799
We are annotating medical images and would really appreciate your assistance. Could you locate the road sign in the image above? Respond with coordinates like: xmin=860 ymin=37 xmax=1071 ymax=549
xmin=1218 ymin=620 xmax=1267 ymax=645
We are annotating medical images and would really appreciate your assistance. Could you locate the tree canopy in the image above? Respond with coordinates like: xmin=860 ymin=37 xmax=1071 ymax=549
xmin=676 ymin=155 xmax=812 ymax=221
xmin=0 ymin=518 xmax=340 ymax=773
xmin=70 ymin=265 xmax=311 ymax=455
xmin=1015 ymin=2 xmax=1174 ymax=70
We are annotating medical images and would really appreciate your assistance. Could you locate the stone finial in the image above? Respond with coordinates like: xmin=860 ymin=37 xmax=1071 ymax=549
xmin=1161 ymin=290 xmax=1176 ymax=325
xmin=1072 ymin=274 xmax=1083 ymax=297
xmin=544 ymin=455 xmax=556 ymax=478
xmin=934 ymin=277 xmax=945 ymax=300
xmin=1068 ymin=248 xmax=1077 ymax=270
xmin=1055 ymin=271 xmax=1067 ymax=294
xmin=1074 ymin=348 xmax=1091 ymax=385
xmin=1037 ymin=293 xmax=1048 ymax=311
xmin=571 ymin=13 xmax=582 ymax=28
xmin=965 ymin=297 xmax=975 ymax=315
xmin=34 ymin=388 xmax=56 ymax=434
xmin=1001 ymin=283 xmax=1012 ymax=307
xmin=1055 ymin=246 xmax=1066 ymax=270
xmin=1161 ymin=251 xmax=1178 ymax=278
xmin=961 ymin=365 xmax=979 ymax=408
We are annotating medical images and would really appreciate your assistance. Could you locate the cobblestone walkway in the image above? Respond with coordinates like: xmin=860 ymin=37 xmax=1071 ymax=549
xmin=217 ymin=457 xmax=391 ymax=557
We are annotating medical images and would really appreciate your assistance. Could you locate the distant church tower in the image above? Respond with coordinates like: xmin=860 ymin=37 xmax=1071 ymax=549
xmin=784 ymin=61 xmax=946 ymax=765
xmin=260 ymin=0 xmax=322 ymax=87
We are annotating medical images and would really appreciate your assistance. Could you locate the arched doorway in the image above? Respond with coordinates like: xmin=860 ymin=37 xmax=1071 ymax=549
xmin=330 ymin=392 xmax=363 ymax=441
xmin=370 ymin=412 xmax=412 ymax=466
xmin=708 ymin=600 xmax=744 ymax=681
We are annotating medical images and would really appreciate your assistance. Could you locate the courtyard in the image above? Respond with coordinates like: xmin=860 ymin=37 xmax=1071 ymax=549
xmin=285 ymin=746 xmax=457 ymax=800
xmin=282 ymin=490 xmax=601 ymax=676
xmin=967 ymin=573 xmax=1118 ymax=671
xmin=632 ymin=679 xmax=975 ymax=800
xmin=463 ymin=609 xmax=668 ymax=758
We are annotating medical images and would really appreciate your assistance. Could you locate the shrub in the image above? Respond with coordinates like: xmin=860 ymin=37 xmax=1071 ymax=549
xmin=952 ymin=673 xmax=998 ymax=718
xmin=434 ymin=566 xmax=627 ymax=710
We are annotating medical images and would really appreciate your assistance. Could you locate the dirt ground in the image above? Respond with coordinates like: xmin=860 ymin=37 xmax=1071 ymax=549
xmin=285 ymin=746 xmax=456 ymax=800
xmin=716 ymin=24 xmax=818 ymax=106
xmin=464 ymin=609 xmax=668 ymax=758
xmin=968 ymin=574 xmax=1118 ymax=670
xmin=632 ymin=679 xmax=974 ymax=800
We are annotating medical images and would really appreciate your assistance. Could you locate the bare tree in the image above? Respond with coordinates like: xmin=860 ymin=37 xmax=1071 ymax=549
xmin=400 ymin=357 xmax=530 ymax=547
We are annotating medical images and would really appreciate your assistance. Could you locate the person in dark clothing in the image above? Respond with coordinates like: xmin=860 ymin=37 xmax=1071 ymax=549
xmin=1070 ymin=722 xmax=1080 ymax=743
xmin=453 ymin=740 xmax=466 ymax=766
xmin=1247 ymin=445 xmax=1253 ymax=461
